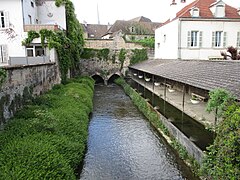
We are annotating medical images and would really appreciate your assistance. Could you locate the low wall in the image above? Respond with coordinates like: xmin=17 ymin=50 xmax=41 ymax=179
xmin=158 ymin=111 xmax=204 ymax=163
xmin=85 ymin=36 xmax=143 ymax=50
xmin=0 ymin=63 xmax=61 ymax=127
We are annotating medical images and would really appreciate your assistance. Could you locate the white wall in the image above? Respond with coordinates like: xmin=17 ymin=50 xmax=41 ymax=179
xmin=180 ymin=20 xmax=240 ymax=60
xmin=22 ymin=0 xmax=38 ymax=25
xmin=0 ymin=0 xmax=26 ymax=58
xmin=37 ymin=1 xmax=66 ymax=30
xmin=155 ymin=20 xmax=179 ymax=59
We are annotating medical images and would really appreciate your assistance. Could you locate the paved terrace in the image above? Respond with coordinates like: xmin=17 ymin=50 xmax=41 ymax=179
xmin=130 ymin=59 xmax=240 ymax=127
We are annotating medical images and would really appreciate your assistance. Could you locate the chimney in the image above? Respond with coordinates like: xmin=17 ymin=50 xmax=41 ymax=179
xmin=238 ymin=8 xmax=240 ymax=15
xmin=171 ymin=0 xmax=177 ymax=6
xmin=170 ymin=0 xmax=177 ymax=20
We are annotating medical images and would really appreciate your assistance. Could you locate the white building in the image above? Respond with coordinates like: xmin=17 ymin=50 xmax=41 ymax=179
xmin=0 ymin=0 xmax=66 ymax=66
xmin=155 ymin=0 xmax=240 ymax=60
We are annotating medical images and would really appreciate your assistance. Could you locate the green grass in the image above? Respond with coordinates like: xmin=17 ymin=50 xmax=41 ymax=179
xmin=0 ymin=76 xmax=94 ymax=179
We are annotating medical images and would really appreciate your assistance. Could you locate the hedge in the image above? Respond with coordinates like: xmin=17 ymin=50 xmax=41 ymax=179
xmin=0 ymin=76 xmax=94 ymax=179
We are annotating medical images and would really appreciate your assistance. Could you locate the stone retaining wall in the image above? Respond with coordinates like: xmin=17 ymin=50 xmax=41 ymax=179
xmin=0 ymin=63 xmax=61 ymax=127
xmin=158 ymin=111 xmax=204 ymax=163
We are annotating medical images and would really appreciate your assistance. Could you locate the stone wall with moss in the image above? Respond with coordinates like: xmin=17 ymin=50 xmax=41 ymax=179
xmin=0 ymin=63 xmax=60 ymax=126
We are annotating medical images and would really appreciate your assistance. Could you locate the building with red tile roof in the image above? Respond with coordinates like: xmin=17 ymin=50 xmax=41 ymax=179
xmin=155 ymin=0 xmax=240 ymax=60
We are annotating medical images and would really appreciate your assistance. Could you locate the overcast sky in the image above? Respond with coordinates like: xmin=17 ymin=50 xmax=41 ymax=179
xmin=71 ymin=0 xmax=240 ymax=25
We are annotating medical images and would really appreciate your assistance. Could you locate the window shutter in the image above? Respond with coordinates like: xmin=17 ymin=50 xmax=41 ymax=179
xmin=199 ymin=31 xmax=203 ymax=47
xmin=223 ymin=32 xmax=227 ymax=47
xmin=187 ymin=31 xmax=191 ymax=47
xmin=237 ymin=32 xmax=240 ymax=47
xmin=212 ymin=32 xmax=215 ymax=47
xmin=2 ymin=45 xmax=8 ymax=63
xmin=4 ymin=11 xmax=9 ymax=28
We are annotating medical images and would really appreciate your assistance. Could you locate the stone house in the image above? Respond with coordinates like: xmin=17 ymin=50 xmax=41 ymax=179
xmin=82 ymin=23 xmax=109 ymax=39
xmin=155 ymin=0 xmax=240 ymax=60
xmin=102 ymin=16 xmax=162 ymax=41
xmin=0 ymin=0 xmax=66 ymax=66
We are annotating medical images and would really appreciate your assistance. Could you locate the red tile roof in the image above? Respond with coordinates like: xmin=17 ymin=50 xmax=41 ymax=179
xmin=176 ymin=0 xmax=240 ymax=19
xmin=159 ymin=0 xmax=240 ymax=28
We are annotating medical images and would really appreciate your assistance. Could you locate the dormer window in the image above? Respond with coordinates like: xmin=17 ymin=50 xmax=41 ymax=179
xmin=130 ymin=26 xmax=135 ymax=33
xmin=210 ymin=1 xmax=225 ymax=18
xmin=190 ymin=7 xmax=200 ymax=17
xmin=215 ymin=5 xmax=225 ymax=17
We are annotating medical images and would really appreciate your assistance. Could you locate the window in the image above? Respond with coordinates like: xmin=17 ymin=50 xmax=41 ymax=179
xmin=191 ymin=31 xmax=198 ymax=47
xmin=28 ymin=15 xmax=32 ymax=24
xmin=26 ymin=46 xmax=45 ymax=57
xmin=0 ymin=45 xmax=8 ymax=63
xmin=0 ymin=11 xmax=9 ymax=29
xmin=215 ymin=31 xmax=222 ymax=47
xmin=31 ymin=1 xmax=34 ymax=7
xmin=130 ymin=26 xmax=135 ymax=33
xmin=212 ymin=31 xmax=227 ymax=47
xmin=187 ymin=31 xmax=202 ymax=47
xmin=237 ymin=32 xmax=240 ymax=47
xmin=191 ymin=8 xmax=200 ymax=17
xmin=215 ymin=5 xmax=225 ymax=17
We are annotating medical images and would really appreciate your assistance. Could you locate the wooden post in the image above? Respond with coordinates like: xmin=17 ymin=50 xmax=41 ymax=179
xmin=164 ymin=78 xmax=166 ymax=116
xmin=137 ymin=71 xmax=139 ymax=92
xmin=182 ymin=84 xmax=186 ymax=129
xmin=152 ymin=75 xmax=154 ymax=105
xmin=144 ymin=72 xmax=146 ymax=98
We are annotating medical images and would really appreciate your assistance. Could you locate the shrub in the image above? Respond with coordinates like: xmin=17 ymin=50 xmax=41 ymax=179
xmin=0 ymin=77 xmax=95 ymax=179
xmin=0 ymin=137 xmax=75 ymax=179
xmin=201 ymin=103 xmax=240 ymax=179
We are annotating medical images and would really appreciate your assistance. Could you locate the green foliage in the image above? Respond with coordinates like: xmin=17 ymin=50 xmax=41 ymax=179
xmin=206 ymin=88 xmax=235 ymax=118
xmin=130 ymin=49 xmax=148 ymax=65
xmin=0 ymin=68 xmax=6 ymax=86
xmin=22 ymin=30 xmax=40 ymax=46
xmin=0 ymin=136 xmax=75 ymax=179
xmin=111 ymin=53 xmax=116 ymax=63
xmin=132 ymin=37 xmax=155 ymax=49
xmin=119 ymin=48 xmax=126 ymax=71
xmin=81 ymin=48 xmax=110 ymax=61
xmin=0 ymin=77 xmax=95 ymax=179
xmin=57 ymin=0 xmax=84 ymax=73
xmin=115 ymin=77 xmax=201 ymax=177
xmin=81 ymin=48 xmax=97 ymax=59
xmin=23 ymin=0 xmax=84 ymax=83
xmin=97 ymin=49 xmax=110 ymax=61
xmin=201 ymin=103 xmax=240 ymax=179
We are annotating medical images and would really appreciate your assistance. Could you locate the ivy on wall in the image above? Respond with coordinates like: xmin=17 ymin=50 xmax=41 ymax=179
xmin=23 ymin=0 xmax=84 ymax=83
xmin=130 ymin=49 xmax=148 ymax=65
xmin=118 ymin=48 xmax=126 ymax=71
xmin=132 ymin=37 xmax=155 ymax=49
xmin=0 ymin=68 xmax=6 ymax=86
xmin=80 ymin=48 xmax=110 ymax=60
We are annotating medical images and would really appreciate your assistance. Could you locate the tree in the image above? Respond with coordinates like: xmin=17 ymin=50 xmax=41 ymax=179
xmin=118 ymin=48 xmax=126 ymax=71
xmin=221 ymin=46 xmax=240 ymax=60
xmin=201 ymin=103 xmax=240 ymax=179
xmin=206 ymin=88 xmax=235 ymax=128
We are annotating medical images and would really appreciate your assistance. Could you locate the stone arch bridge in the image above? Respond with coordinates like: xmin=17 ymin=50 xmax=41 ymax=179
xmin=77 ymin=58 xmax=124 ymax=85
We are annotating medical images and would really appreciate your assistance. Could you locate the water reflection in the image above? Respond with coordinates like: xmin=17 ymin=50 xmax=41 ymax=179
xmin=80 ymin=85 xmax=198 ymax=180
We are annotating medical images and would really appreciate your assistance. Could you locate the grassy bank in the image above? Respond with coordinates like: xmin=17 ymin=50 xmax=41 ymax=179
xmin=115 ymin=77 xmax=200 ymax=176
xmin=0 ymin=77 xmax=94 ymax=179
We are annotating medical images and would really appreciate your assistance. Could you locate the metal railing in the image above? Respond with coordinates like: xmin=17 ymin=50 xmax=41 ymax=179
xmin=8 ymin=56 xmax=51 ymax=66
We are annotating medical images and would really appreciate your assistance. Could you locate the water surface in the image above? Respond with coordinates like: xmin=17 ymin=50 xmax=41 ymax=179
xmin=80 ymin=85 xmax=198 ymax=180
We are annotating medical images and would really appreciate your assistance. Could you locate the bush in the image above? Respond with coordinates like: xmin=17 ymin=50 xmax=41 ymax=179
xmin=201 ymin=103 xmax=240 ymax=179
xmin=0 ymin=77 xmax=95 ymax=179
xmin=0 ymin=136 xmax=75 ymax=179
